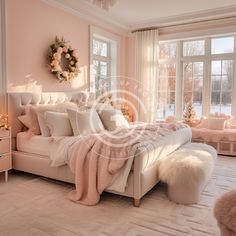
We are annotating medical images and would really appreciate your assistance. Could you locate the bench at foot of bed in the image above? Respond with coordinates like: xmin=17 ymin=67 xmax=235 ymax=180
xmin=158 ymin=143 xmax=217 ymax=204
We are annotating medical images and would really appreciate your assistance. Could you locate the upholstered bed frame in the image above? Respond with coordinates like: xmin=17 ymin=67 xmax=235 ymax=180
xmin=8 ymin=92 xmax=165 ymax=207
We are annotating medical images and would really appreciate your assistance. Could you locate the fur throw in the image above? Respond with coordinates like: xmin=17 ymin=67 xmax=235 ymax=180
xmin=214 ymin=189 xmax=236 ymax=236
xmin=158 ymin=143 xmax=217 ymax=186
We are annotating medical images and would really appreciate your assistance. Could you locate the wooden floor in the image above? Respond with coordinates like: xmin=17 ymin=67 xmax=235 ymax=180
xmin=0 ymin=156 xmax=236 ymax=236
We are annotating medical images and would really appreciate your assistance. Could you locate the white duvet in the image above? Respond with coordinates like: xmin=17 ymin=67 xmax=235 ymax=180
xmin=50 ymin=127 xmax=192 ymax=192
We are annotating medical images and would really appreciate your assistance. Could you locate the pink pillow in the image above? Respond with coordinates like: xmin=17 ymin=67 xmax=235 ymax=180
xmin=208 ymin=118 xmax=225 ymax=130
xmin=25 ymin=102 xmax=78 ymax=135
xmin=18 ymin=115 xmax=31 ymax=128
xmin=196 ymin=117 xmax=208 ymax=128
xmin=165 ymin=116 xmax=176 ymax=123
xmin=25 ymin=105 xmax=59 ymax=135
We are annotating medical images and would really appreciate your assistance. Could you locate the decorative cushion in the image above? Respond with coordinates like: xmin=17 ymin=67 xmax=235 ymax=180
xmin=98 ymin=109 xmax=130 ymax=131
xmin=18 ymin=115 xmax=31 ymax=128
xmin=45 ymin=111 xmax=73 ymax=136
xmin=196 ymin=113 xmax=234 ymax=129
xmin=67 ymin=109 xmax=104 ymax=136
xmin=196 ymin=116 xmax=209 ymax=128
xmin=37 ymin=113 xmax=51 ymax=137
xmin=165 ymin=116 xmax=176 ymax=123
xmin=25 ymin=102 xmax=78 ymax=135
xmin=81 ymin=102 xmax=114 ymax=112
xmin=209 ymin=112 xmax=233 ymax=128
xmin=208 ymin=118 xmax=226 ymax=130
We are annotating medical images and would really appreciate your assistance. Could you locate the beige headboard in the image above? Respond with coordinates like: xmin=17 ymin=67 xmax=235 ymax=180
xmin=8 ymin=92 xmax=89 ymax=140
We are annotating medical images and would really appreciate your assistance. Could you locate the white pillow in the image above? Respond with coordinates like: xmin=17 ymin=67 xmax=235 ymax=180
xmin=98 ymin=109 xmax=130 ymax=131
xmin=209 ymin=112 xmax=233 ymax=128
xmin=37 ymin=113 xmax=51 ymax=137
xmin=208 ymin=118 xmax=225 ymax=130
xmin=45 ymin=111 xmax=73 ymax=136
xmin=67 ymin=109 xmax=104 ymax=136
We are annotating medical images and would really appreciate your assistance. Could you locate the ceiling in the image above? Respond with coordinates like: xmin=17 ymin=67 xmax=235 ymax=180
xmin=47 ymin=0 xmax=236 ymax=32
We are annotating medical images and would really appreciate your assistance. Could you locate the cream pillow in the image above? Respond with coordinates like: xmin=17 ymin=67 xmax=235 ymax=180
xmin=45 ymin=111 xmax=73 ymax=136
xmin=208 ymin=118 xmax=225 ymax=130
xmin=98 ymin=109 xmax=130 ymax=131
xmin=67 ymin=109 xmax=104 ymax=136
xmin=37 ymin=113 xmax=51 ymax=137
xmin=209 ymin=112 xmax=233 ymax=128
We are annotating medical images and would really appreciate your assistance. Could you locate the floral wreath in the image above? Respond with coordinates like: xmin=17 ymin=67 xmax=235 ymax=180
xmin=48 ymin=37 xmax=79 ymax=82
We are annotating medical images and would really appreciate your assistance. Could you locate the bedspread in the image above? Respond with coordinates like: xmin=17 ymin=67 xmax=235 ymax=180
xmin=50 ymin=123 xmax=189 ymax=205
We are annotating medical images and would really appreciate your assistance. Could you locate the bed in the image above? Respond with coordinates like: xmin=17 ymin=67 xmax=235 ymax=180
xmin=8 ymin=92 xmax=192 ymax=206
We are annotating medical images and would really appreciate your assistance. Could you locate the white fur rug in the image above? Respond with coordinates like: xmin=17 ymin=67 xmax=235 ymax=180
xmin=0 ymin=156 xmax=236 ymax=236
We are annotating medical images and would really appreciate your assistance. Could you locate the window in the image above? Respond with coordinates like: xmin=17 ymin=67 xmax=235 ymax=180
xmin=158 ymin=42 xmax=177 ymax=119
xmin=211 ymin=60 xmax=233 ymax=114
xmin=157 ymin=35 xmax=236 ymax=121
xmin=93 ymin=39 xmax=109 ymax=57
xmin=183 ymin=62 xmax=203 ymax=117
xmin=92 ymin=38 xmax=111 ymax=97
xmin=157 ymin=64 xmax=176 ymax=119
xmin=183 ymin=40 xmax=205 ymax=56
xmin=90 ymin=27 xmax=119 ymax=98
xmin=160 ymin=42 xmax=177 ymax=59
xmin=211 ymin=37 xmax=234 ymax=54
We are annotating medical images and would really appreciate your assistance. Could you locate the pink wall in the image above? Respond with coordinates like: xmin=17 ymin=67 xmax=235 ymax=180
xmin=6 ymin=0 xmax=126 ymax=93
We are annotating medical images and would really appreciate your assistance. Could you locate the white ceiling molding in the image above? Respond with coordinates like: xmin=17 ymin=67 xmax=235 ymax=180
xmin=41 ymin=0 xmax=129 ymax=35
xmin=42 ymin=0 xmax=236 ymax=33
xmin=130 ymin=5 xmax=236 ymax=30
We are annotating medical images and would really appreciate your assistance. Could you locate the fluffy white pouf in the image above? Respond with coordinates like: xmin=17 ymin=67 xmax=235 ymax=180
xmin=158 ymin=143 xmax=217 ymax=204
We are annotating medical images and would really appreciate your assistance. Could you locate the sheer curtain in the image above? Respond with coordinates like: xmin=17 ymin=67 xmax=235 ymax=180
xmin=134 ymin=29 xmax=159 ymax=122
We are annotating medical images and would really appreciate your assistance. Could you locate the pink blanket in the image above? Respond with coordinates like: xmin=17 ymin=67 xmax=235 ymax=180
xmin=67 ymin=123 xmax=187 ymax=205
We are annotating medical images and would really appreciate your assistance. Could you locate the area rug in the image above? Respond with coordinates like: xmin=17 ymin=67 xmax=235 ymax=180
xmin=0 ymin=156 xmax=236 ymax=236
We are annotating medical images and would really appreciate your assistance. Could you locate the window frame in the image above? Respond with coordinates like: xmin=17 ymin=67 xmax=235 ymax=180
xmin=89 ymin=26 xmax=120 ymax=98
xmin=182 ymin=39 xmax=205 ymax=57
xmin=92 ymin=37 xmax=112 ymax=96
xmin=159 ymin=41 xmax=178 ymax=119
xmin=211 ymin=35 xmax=235 ymax=55
xmin=183 ymin=61 xmax=204 ymax=117
xmin=157 ymin=63 xmax=177 ymax=119
xmin=158 ymin=34 xmax=236 ymax=122
xmin=210 ymin=59 xmax=234 ymax=114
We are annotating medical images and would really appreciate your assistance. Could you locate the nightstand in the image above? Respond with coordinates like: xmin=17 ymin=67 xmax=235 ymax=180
xmin=0 ymin=128 xmax=11 ymax=182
